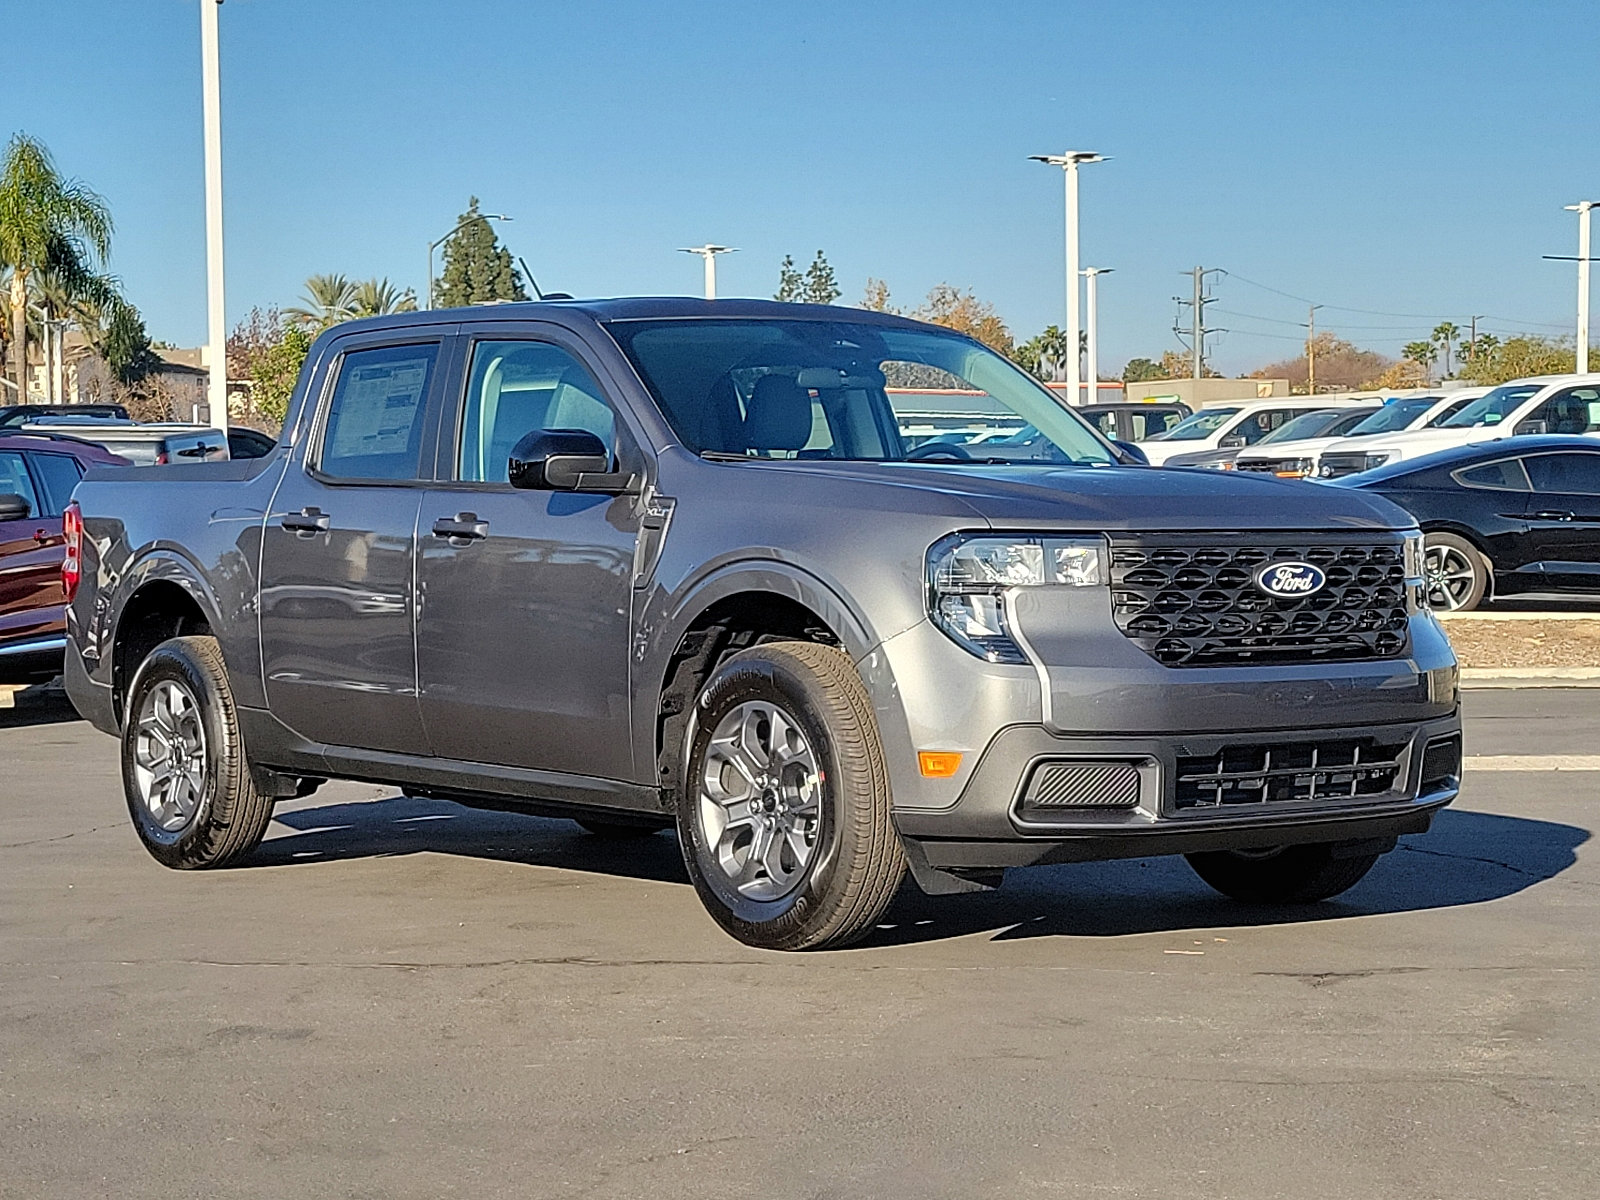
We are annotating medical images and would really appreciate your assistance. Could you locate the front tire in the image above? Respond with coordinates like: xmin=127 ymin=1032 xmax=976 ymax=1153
xmin=121 ymin=635 xmax=275 ymax=869
xmin=675 ymin=641 xmax=905 ymax=951
xmin=1185 ymin=842 xmax=1382 ymax=904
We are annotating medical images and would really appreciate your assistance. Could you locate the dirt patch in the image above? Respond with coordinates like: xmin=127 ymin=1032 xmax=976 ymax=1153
xmin=1436 ymin=618 xmax=1600 ymax=669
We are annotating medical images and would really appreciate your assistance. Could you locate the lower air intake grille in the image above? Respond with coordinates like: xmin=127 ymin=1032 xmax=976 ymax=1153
xmin=1023 ymin=761 xmax=1141 ymax=810
xmin=1174 ymin=736 xmax=1408 ymax=810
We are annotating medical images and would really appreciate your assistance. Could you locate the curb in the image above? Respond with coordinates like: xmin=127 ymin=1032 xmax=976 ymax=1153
xmin=1436 ymin=612 xmax=1600 ymax=622
xmin=1461 ymin=667 xmax=1600 ymax=689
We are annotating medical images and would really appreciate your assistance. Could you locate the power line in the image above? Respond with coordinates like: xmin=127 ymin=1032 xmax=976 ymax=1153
xmin=1219 ymin=269 xmax=1571 ymax=330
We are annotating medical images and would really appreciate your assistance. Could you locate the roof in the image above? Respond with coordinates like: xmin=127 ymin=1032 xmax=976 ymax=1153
xmin=318 ymin=297 xmax=937 ymax=337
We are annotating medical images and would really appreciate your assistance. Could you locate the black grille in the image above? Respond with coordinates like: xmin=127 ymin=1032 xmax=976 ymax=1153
xmin=1023 ymin=762 xmax=1141 ymax=809
xmin=1236 ymin=457 xmax=1311 ymax=476
xmin=1109 ymin=534 xmax=1410 ymax=667
xmin=1174 ymin=736 xmax=1408 ymax=810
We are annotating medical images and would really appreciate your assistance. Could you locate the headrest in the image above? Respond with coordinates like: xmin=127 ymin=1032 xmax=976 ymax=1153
xmin=744 ymin=374 xmax=812 ymax=452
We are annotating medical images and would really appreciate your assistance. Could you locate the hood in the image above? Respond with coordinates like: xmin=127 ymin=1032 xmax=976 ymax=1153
xmin=739 ymin=459 xmax=1412 ymax=532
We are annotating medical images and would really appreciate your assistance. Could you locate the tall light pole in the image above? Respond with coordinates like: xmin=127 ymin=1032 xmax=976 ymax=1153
xmin=1081 ymin=267 xmax=1111 ymax=405
xmin=200 ymin=0 xmax=227 ymax=430
xmin=427 ymin=212 xmax=511 ymax=310
xmin=1030 ymin=152 xmax=1107 ymax=404
xmin=1306 ymin=304 xmax=1324 ymax=394
xmin=679 ymin=245 xmax=737 ymax=300
xmin=1568 ymin=202 xmax=1595 ymax=373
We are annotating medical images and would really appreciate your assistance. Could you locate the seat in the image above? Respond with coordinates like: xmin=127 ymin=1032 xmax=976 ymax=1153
xmin=1546 ymin=397 xmax=1590 ymax=435
xmin=743 ymin=374 xmax=814 ymax=455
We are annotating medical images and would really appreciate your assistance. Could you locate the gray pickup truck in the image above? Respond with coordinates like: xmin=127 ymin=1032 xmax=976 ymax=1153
xmin=63 ymin=299 xmax=1462 ymax=950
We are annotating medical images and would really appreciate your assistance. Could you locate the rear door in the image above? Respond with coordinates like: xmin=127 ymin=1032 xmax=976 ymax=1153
xmin=0 ymin=450 xmax=63 ymax=653
xmin=414 ymin=326 xmax=644 ymax=781
xmin=258 ymin=333 xmax=449 ymax=752
xmin=1522 ymin=450 xmax=1600 ymax=591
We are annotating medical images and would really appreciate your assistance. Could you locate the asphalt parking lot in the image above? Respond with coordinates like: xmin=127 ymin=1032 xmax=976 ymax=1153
xmin=2 ymin=691 xmax=1596 ymax=1200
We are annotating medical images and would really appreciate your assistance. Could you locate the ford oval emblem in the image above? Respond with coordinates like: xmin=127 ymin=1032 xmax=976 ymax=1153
xmin=1254 ymin=561 xmax=1326 ymax=599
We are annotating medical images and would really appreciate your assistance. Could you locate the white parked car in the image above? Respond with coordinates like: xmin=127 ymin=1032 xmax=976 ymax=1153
xmin=1236 ymin=389 xmax=1489 ymax=478
xmin=1138 ymin=397 xmax=1367 ymax=466
xmin=1313 ymin=376 xmax=1600 ymax=479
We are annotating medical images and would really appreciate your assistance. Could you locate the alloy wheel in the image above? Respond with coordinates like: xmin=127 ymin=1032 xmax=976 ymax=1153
xmin=132 ymin=679 xmax=209 ymax=833
xmin=697 ymin=700 xmax=823 ymax=901
xmin=1423 ymin=541 xmax=1479 ymax=611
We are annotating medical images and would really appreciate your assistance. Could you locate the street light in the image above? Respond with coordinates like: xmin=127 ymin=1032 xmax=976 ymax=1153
xmin=200 ymin=0 xmax=227 ymax=431
xmin=427 ymin=212 xmax=512 ymax=310
xmin=679 ymin=245 xmax=737 ymax=300
xmin=1567 ymin=202 xmax=1595 ymax=373
xmin=1030 ymin=151 xmax=1108 ymax=404
xmin=1081 ymin=267 xmax=1112 ymax=405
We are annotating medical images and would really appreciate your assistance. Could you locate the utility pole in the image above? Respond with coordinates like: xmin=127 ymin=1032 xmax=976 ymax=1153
xmin=1306 ymin=304 xmax=1324 ymax=395
xmin=200 ymin=0 xmax=228 ymax=431
xmin=1175 ymin=267 xmax=1222 ymax=379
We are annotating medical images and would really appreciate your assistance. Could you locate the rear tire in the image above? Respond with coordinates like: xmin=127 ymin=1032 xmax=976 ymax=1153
xmin=1423 ymin=531 xmax=1489 ymax=611
xmin=121 ymin=635 xmax=275 ymax=870
xmin=1185 ymin=842 xmax=1382 ymax=904
xmin=675 ymin=641 xmax=905 ymax=951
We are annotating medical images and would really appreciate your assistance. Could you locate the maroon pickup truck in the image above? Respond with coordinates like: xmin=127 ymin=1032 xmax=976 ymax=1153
xmin=0 ymin=431 xmax=127 ymax=676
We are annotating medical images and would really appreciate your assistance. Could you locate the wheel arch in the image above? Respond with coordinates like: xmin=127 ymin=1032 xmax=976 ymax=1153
xmin=110 ymin=559 xmax=224 ymax=722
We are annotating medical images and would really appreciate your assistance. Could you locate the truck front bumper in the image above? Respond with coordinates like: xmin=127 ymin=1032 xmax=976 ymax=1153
xmin=893 ymin=711 xmax=1461 ymax=875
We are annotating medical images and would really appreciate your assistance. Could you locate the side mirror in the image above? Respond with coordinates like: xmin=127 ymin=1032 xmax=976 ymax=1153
xmin=1112 ymin=440 xmax=1149 ymax=465
xmin=1515 ymin=420 xmax=1546 ymax=436
xmin=0 ymin=492 xmax=30 ymax=521
xmin=1218 ymin=433 xmax=1246 ymax=449
xmin=508 ymin=429 xmax=617 ymax=491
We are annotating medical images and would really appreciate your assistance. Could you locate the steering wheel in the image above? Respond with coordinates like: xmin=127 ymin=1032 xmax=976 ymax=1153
xmin=907 ymin=441 xmax=973 ymax=461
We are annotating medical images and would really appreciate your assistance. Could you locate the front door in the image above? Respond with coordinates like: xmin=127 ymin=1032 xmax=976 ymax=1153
xmin=258 ymin=337 xmax=446 ymax=751
xmin=416 ymin=332 xmax=642 ymax=782
xmin=0 ymin=450 xmax=63 ymax=653
xmin=1522 ymin=450 xmax=1600 ymax=591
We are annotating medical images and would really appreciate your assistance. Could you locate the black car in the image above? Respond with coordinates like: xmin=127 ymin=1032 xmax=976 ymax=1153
xmin=1331 ymin=435 xmax=1600 ymax=610
xmin=1077 ymin=401 xmax=1191 ymax=443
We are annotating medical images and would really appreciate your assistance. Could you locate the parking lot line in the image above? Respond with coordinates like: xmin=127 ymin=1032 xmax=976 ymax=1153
xmin=1464 ymin=754 xmax=1600 ymax=771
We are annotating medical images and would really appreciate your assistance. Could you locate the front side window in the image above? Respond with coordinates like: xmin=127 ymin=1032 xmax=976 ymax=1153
xmin=607 ymin=319 xmax=1114 ymax=467
xmin=0 ymin=451 xmax=40 ymax=518
xmin=1522 ymin=387 xmax=1600 ymax=435
xmin=1525 ymin=452 xmax=1600 ymax=495
xmin=457 ymin=340 xmax=616 ymax=483
xmin=318 ymin=343 xmax=439 ymax=481
xmin=1439 ymin=383 xmax=1543 ymax=428
xmin=1155 ymin=407 xmax=1239 ymax=441
xmin=1131 ymin=409 xmax=1183 ymax=439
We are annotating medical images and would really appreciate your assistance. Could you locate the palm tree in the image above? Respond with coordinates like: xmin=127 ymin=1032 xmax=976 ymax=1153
xmin=347 ymin=277 xmax=417 ymax=318
xmin=1432 ymin=322 xmax=1461 ymax=377
xmin=1403 ymin=340 xmax=1438 ymax=382
xmin=286 ymin=273 xmax=357 ymax=328
xmin=0 ymin=133 xmax=113 ymax=398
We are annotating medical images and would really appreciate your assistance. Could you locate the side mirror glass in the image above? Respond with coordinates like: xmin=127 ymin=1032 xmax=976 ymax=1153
xmin=1112 ymin=440 xmax=1149 ymax=465
xmin=0 ymin=492 xmax=31 ymax=521
xmin=508 ymin=429 xmax=616 ymax=491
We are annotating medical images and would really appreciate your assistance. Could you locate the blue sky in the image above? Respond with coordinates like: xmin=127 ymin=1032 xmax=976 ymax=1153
xmin=11 ymin=0 xmax=1594 ymax=373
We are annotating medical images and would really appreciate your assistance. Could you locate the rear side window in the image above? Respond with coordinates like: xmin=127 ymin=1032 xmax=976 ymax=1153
xmin=27 ymin=451 xmax=85 ymax=515
xmin=0 ymin=451 xmax=40 ymax=518
xmin=1454 ymin=458 xmax=1530 ymax=491
xmin=319 ymin=343 xmax=439 ymax=481
xmin=1524 ymin=452 xmax=1600 ymax=495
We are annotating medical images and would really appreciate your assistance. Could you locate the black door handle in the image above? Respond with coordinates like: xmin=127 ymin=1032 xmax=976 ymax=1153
xmin=1532 ymin=510 xmax=1576 ymax=522
xmin=431 ymin=512 xmax=489 ymax=541
xmin=280 ymin=506 xmax=331 ymax=534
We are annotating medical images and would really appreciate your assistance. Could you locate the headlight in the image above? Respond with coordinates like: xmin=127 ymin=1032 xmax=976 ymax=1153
xmin=928 ymin=534 xmax=1105 ymax=662
xmin=1402 ymin=529 xmax=1426 ymax=609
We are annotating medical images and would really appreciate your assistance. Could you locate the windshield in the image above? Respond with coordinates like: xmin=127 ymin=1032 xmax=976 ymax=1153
xmin=608 ymin=319 xmax=1116 ymax=466
xmin=1154 ymin=407 xmax=1240 ymax=441
xmin=1439 ymin=383 xmax=1544 ymax=428
xmin=1347 ymin=398 xmax=1436 ymax=435
xmin=1256 ymin=409 xmax=1346 ymax=444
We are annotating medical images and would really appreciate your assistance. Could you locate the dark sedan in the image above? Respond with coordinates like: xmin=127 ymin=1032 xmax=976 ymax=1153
xmin=1330 ymin=435 xmax=1600 ymax=610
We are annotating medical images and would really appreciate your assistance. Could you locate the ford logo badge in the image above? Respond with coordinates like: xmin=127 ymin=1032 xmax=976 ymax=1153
xmin=1254 ymin=561 xmax=1326 ymax=598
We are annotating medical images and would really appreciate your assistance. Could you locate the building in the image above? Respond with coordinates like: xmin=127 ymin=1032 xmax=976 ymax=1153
xmin=1124 ymin=378 xmax=1290 ymax=408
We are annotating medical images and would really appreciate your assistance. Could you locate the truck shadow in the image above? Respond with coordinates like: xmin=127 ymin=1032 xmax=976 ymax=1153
xmin=254 ymin=797 xmax=1586 ymax=944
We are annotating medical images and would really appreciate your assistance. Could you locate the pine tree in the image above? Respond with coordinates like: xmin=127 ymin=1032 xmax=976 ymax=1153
xmin=774 ymin=255 xmax=803 ymax=302
xmin=802 ymin=251 xmax=840 ymax=305
xmin=436 ymin=197 xmax=527 ymax=307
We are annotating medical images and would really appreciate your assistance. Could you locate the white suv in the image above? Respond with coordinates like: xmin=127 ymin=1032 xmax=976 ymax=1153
xmin=1139 ymin=397 xmax=1366 ymax=466
xmin=1314 ymin=376 xmax=1600 ymax=479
